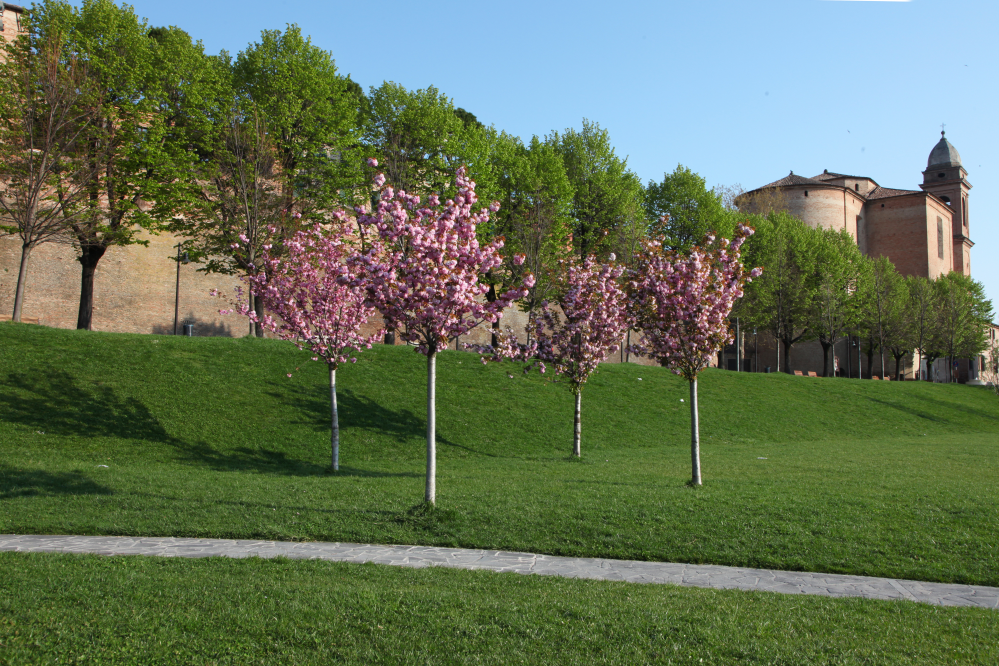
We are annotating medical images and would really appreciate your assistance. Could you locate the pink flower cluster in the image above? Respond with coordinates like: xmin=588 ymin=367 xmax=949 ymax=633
xmin=347 ymin=167 xmax=534 ymax=356
xmin=529 ymin=256 xmax=631 ymax=392
xmin=233 ymin=217 xmax=383 ymax=367
xmin=629 ymin=223 xmax=762 ymax=381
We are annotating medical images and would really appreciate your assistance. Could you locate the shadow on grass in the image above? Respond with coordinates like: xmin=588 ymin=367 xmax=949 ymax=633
xmin=0 ymin=466 xmax=113 ymax=499
xmin=866 ymin=392 xmax=999 ymax=427
xmin=266 ymin=382 xmax=463 ymax=450
xmin=0 ymin=370 xmax=177 ymax=442
xmin=0 ymin=370 xmax=407 ymax=478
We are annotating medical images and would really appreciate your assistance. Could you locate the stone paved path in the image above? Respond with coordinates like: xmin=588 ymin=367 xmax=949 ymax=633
xmin=2 ymin=534 xmax=997 ymax=610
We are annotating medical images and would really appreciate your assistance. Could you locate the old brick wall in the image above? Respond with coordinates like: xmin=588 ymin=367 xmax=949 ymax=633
xmin=1 ymin=231 xmax=244 ymax=335
xmin=865 ymin=194 xmax=954 ymax=279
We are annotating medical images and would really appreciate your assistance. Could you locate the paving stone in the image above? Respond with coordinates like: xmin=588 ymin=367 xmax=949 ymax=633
xmin=0 ymin=534 xmax=996 ymax=610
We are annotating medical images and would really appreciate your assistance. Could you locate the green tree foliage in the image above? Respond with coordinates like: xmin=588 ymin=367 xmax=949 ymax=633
xmin=233 ymin=25 xmax=363 ymax=210
xmin=0 ymin=16 xmax=101 ymax=322
xmin=644 ymin=164 xmax=734 ymax=253
xmin=740 ymin=211 xmax=819 ymax=373
xmin=548 ymin=119 xmax=644 ymax=260
xmin=854 ymin=256 xmax=906 ymax=379
xmin=27 ymin=0 xmax=215 ymax=330
xmin=906 ymin=275 xmax=938 ymax=378
xmin=363 ymin=82 xmax=494 ymax=202
xmin=483 ymin=134 xmax=574 ymax=332
xmin=929 ymin=273 xmax=993 ymax=380
xmin=808 ymin=228 xmax=865 ymax=377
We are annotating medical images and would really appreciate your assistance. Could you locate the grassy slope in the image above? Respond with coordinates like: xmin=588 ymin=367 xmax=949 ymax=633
xmin=1 ymin=322 xmax=998 ymax=586
xmin=1 ymin=552 xmax=997 ymax=665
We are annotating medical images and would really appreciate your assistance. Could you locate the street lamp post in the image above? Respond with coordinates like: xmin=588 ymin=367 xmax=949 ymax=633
xmin=173 ymin=244 xmax=190 ymax=336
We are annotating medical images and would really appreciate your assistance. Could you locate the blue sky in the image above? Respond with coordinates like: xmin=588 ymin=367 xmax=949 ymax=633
xmin=126 ymin=0 xmax=998 ymax=310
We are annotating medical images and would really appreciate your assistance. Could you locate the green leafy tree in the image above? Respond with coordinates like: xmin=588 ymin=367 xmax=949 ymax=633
xmin=644 ymin=164 xmax=734 ymax=253
xmin=363 ymin=82 xmax=495 ymax=202
xmin=740 ymin=211 xmax=819 ymax=373
xmin=906 ymin=275 xmax=938 ymax=380
xmin=0 ymin=17 xmax=101 ymax=322
xmin=854 ymin=256 xmax=902 ymax=378
xmin=930 ymin=273 xmax=993 ymax=382
xmin=808 ymin=228 xmax=864 ymax=377
xmin=28 ymin=0 xmax=213 ymax=330
xmin=482 ymin=133 xmax=574 ymax=340
xmin=548 ymin=119 xmax=643 ymax=260
xmin=233 ymin=25 xmax=364 ymax=211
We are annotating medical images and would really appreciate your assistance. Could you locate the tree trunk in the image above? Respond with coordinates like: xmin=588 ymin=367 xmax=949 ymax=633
xmin=12 ymin=243 xmax=32 ymax=323
xmin=866 ymin=347 xmax=874 ymax=379
xmin=486 ymin=282 xmax=499 ymax=347
xmin=689 ymin=378 xmax=701 ymax=486
xmin=253 ymin=294 xmax=265 ymax=338
xmin=820 ymin=340 xmax=831 ymax=377
xmin=425 ymin=348 xmax=437 ymax=505
xmin=782 ymin=339 xmax=793 ymax=374
xmin=329 ymin=365 xmax=340 ymax=471
xmin=573 ymin=390 xmax=582 ymax=457
xmin=76 ymin=245 xmax=107 ymax=330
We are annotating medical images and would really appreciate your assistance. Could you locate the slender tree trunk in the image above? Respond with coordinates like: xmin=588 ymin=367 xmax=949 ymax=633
xmin=253 ymin=294 xmax=265 ymax=338
xmin=572 ymin=390 xmax=582 ymax=457
xmin=486 ymin=282 xmax=499 ymax=347
xmin=820 ymin=340 xmax=831 ymax=377
xmin=425 ymin=348 xmax=437 ymax=505
xmin=866 ymin=346 xmax=874 ymax=379
xmin=329 ymin=365 xmax=339 ymax=471
xmin=782 ymin=339 xmax=793 ymax=374
xmin=689 ymin=378 xmax=701 ymax=486
xmin=12 ymin=243 xmax=33 ymax=323
xmin=76 ymin=245 xmax=106 ymax=331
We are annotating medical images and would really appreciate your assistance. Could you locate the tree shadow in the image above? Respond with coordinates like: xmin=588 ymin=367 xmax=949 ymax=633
xmin=266 ymin=382 xmax=460 ymax=449
xmin=0 ymin=369 xmax=407 ymax=477
xmin=866 ymin=393 xmax=999 ymax=427
xmin=0 ymin=370 xmax=178 ymax=442
xmin=0 ymin=466 xmax=113 ymax=499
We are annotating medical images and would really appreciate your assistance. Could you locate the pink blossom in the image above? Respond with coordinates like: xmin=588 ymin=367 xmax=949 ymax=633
xmin=629 ymin=225 xmax=759 ymax=381
xmin=367 ymin=157 xmax=378 ymax=167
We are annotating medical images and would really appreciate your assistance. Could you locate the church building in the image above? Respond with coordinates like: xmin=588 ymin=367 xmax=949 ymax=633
xmin=736 ymin=132 xmax=982 ymax=381
xmin=743 ymin=131 xmax=972 ymax=280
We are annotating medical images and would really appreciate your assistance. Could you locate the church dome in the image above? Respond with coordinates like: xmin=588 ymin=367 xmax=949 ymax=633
xmin=927 ymin=131 xmax=962 ymax=168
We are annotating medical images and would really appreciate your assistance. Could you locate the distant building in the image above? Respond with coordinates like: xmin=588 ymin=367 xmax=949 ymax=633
xmin=0 ymin=3 xmax=24 ymax=48
xmin=734 ymin=133 xmax=986 ymax=382
xmin=741 ymin=132 xmax=972 ymax=280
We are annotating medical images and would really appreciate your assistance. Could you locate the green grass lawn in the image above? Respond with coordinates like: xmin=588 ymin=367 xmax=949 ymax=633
xmin=2 ymin=552 xmax=997 ymax=665
xmin=1 ymin=322 xmax=998 ymax=586
xmin=2 ymin=322 xmax=999 ymax=663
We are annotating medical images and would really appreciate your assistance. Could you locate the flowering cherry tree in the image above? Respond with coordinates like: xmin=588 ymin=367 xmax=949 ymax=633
xmin=349 ymin=164 xmax=532 ymax=504
xmin=226 ymin=217 xmax=382 ymax=471
xmin=519 ymin=255 xmax=631 ymax=457
xmin=630 ymin=223 xmax=761 ymax=485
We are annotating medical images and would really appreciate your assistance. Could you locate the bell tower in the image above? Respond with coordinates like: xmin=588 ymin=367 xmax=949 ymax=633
xmin=920 ymin=130 xmax=972 ymax=275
